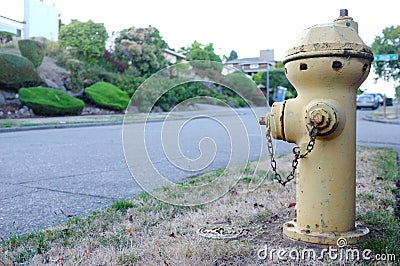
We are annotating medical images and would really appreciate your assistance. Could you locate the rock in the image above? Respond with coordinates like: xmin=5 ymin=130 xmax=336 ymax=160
xmin=41 ymin=77 xmax=66 ymax=91
xmin=18 ymin=106 xmax=29 ymax=115
xmin=152 ymin=106 xmax=163 ymax=113
xmin=127 ymin=105 xmax=139 ymax=113
xmin=70 ymin=87 xmax=84 ymax=98
xmin=0 ymin=89 xmax=19 ymax=104
xmin=38 ymin=57 xmax=72 ymax=92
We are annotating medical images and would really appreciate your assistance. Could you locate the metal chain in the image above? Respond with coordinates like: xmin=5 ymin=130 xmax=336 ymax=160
xmin=265 ymin=119 xmax=318 ymax=186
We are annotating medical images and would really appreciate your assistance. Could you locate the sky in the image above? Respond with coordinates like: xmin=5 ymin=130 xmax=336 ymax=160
xmin=1 ymin=0 xmax=399 ymax=96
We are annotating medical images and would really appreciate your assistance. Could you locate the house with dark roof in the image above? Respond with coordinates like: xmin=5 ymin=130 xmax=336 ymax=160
xmin=163 ymin=48 xmax=186 ymax=64
xmin=225 ymin=49 xmax=277 ymax=76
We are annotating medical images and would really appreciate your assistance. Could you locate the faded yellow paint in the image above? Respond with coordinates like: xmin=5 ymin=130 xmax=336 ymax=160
xmin=265 ymin=10 xmax=372 ymax=245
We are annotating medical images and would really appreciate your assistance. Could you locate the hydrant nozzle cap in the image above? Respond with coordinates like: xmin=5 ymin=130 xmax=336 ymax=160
xmin=335 ymin=9 xmax=352 ymax=21
xmin=283 ymin=9 xmax=373 ymax=64
xmin=340 ymin=9 xmax=348 ymax=16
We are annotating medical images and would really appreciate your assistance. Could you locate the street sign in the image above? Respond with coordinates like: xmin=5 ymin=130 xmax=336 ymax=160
xmin=374 ymin=54 xmax=399 ymax=61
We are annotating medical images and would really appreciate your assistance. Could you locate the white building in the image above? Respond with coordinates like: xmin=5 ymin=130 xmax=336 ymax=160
xmin=0 ymin=0 xmax=59 ymax=41
xmin=0 ymin=14 xmax=23 ymax=37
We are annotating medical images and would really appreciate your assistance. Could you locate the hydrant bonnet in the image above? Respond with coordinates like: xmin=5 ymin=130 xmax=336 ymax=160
xmin=283 ymin=9 xmax=373 ymax=64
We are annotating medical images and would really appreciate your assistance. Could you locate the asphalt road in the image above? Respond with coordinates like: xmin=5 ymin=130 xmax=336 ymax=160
xmin=0 ymin=107 xmax=399 ymax=241
xmin=356 ymin=109 xmax=400 ymax=154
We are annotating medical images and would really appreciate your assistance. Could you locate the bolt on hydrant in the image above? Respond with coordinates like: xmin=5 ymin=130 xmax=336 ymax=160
xmin=261 ymin=10 xmax=373 ymax=245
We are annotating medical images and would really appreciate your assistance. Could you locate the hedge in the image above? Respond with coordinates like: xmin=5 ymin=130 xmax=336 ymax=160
xmin=0 ymin=54 xmax=43 ymax=92
xmin=19 ymin=87 xmax=84 ymax=116
xmin=85 ymin=82 xmax=130 ymax=110
xmin=18 ymin=39 xmax=46 ymax=67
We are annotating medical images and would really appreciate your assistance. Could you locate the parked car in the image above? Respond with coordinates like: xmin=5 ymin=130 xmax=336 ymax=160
xmin=365 ymin=93 xmax=384 ymax=106
xmin=356 ymin=94 xmax=379 ymax=110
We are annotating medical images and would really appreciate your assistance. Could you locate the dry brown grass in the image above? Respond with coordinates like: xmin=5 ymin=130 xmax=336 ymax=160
xmin=1 ymin=147 xmax=397 ymax=265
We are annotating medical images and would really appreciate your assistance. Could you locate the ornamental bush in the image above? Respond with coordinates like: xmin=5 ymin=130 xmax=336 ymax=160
xmin=85 ymin=82 xmax=130 ymax=110
xmin=18 ymin=39 xmax=46 ymax=67
xmin=0 ymin=54 xmax=43 ymax=92
xmin=19 ymin=87 xmax=84 ymax=116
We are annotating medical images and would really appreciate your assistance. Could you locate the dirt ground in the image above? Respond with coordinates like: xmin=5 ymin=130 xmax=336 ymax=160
xmin=1 ymin=147 xmax=396 ymax=265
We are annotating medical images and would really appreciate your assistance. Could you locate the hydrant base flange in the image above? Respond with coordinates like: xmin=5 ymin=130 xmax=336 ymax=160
xmin=283 ymin=220 xmax=369 ymax=246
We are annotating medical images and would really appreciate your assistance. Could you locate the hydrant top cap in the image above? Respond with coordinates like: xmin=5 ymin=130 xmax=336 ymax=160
xmin=283 ymin=10 xmax=373 ymax=64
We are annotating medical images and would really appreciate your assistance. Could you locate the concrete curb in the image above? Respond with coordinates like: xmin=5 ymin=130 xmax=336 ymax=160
xmin=362 ymin=116 xmax=400 ymax=125
xmin=0 ymin=107 xmax=267 ymax=133
xmin=0 ymin=121 xmax=123 ymax=133
xmin=0 ymin=118 xmax=176 ymax=133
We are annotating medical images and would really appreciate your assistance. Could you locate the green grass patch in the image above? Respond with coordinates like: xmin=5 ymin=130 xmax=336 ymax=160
xmin=85 ymin=82 xmax=130 ymax=111
xmin=358 ymin=192 xmax=375 ymax=201
xmin=358 ymin=147 xmax=400 ymax=262
xmin=238 ymin=177 xmax=253 ymax=183
xmin=19 ymin=87 xmax=84 ymax=116
xmin=360 ymin=210 xmax=400 ymax=260
xmin=111 ymin=200 xmax=135 ymax=213
xmin=366 ymin=107 xmax=398 ymax=120
xmin=0 ymin=119 xmax=17 ymax=128
xmin=376 ymin=148 xmax=399 ymax=181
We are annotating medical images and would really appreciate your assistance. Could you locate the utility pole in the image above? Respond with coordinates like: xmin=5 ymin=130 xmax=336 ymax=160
xmin=266 ymin=62 xmax=270 ymax=108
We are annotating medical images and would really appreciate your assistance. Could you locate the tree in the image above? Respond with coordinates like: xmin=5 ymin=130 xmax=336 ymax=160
xmin=371 ymin=26 xmax=400 ymax=82
xmin=253 ymin=69 xmax=293 ymax=90
xmin=59 ymin=20 xmax=108 ymax=63
xmin=114 ymin=26 xmax=167 ymax=77
xmin=222 ymin=71 xmax=265 ymax=106
xmin=371 ymin=25 xmax=400 ymax=99
xmin=227 ymin=50 xmax=238 ymax=61
xmin=253 ymin=68 xmax=296 ymax=102
xmin=180 ymin=41 xmax=221 ymax=62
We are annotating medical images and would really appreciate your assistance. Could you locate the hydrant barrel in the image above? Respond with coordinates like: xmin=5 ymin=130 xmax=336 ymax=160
xmin=268 ymin=10 xmax=373 ymax=245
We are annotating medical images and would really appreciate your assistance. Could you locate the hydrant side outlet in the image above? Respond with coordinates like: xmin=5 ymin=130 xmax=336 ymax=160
xmin=267 ymin=10 xmax=373 ymax=246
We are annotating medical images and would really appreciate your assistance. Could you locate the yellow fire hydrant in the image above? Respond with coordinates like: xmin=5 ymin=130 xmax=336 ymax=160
xmin=264 ymin=10 xmax=373 ymax=245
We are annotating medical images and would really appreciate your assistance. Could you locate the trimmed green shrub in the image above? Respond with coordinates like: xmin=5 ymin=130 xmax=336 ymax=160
xmin=85 ymin=82 xmax=130 ymax=110
xmin=80 ymin=64 xmax=116 ymax=88
xmin=18 ymin=39 xmax=46 ymax=67
xmin=19 ymin=87 xmax=84 ymax=116
xmin=0 ymin=54 xmax=43 ymax=92
xmin=66 ymin=58 xmax=84 ymax=92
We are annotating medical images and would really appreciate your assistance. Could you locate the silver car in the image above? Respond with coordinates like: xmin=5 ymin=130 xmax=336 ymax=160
xmin=356 ymin=94 xmax=379 ymax=110
xmin=365 ymin=93 xmax=384 ymax=106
